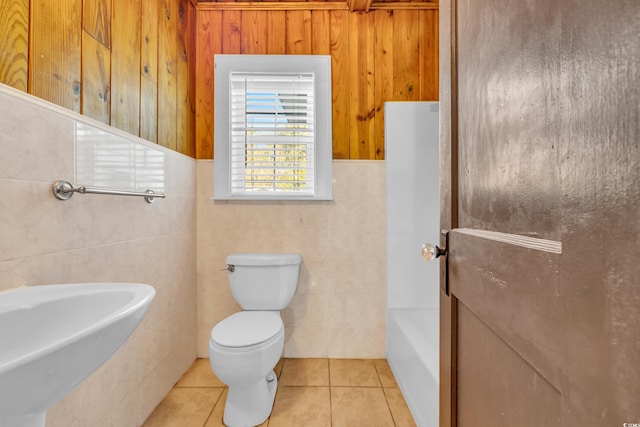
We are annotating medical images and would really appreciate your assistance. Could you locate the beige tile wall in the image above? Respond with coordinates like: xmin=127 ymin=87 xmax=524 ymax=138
xmin=0 ymin=85 xmax=198 ymax=427
xmin=197 ymin=159 xmax=387 ymax=359
xmin=0 ymin=83 xmax=388 ymax=427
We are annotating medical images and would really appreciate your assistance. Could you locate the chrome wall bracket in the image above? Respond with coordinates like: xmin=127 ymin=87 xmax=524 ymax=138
xmin=52 ymin=180 xmax=75 ymax=201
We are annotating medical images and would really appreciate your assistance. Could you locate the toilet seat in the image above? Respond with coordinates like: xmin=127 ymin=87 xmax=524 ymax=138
xmin=211 ymin=311 xmax=283 ymax=350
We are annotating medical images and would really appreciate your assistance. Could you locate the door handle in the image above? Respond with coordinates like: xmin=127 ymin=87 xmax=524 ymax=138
xmin=421 ymin=242 xmax=447 ymax=261
xmin=422 ymin=230 xmax=451 ymax=295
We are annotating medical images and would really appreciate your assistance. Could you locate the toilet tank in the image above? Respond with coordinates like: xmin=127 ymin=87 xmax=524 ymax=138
xmin=226 ymin=253 xmax=302 ymax=310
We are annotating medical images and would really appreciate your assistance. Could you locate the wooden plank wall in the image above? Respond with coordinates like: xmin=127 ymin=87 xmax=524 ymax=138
xmin=194 ymin=7 xmax=439 ymax=160
xmin=0 ymin=0 xmax=196 ymax=155
xmin=0 ymin=1 xmax=437 ymax=160
xmin=0 ymin=0 xmax=29 ymax=91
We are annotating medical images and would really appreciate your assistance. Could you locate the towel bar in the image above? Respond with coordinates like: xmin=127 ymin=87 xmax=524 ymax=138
xmin=51 ymin=180 xmax=165 ymax=204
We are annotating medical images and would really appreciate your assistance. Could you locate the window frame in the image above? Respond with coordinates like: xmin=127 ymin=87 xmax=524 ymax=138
xmin=213 ymin=54 xmax=333 ymax=201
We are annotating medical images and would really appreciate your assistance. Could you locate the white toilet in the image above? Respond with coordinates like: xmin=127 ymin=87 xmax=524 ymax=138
xmin=208 ymin=253 xmax=301 ymax=427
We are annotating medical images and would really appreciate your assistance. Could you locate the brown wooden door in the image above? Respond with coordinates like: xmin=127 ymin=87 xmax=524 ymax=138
xmin=438 ymin=0 xmax=640 ymax=426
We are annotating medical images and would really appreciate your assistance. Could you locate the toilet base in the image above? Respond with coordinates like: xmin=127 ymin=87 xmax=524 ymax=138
xmin=223 ymin=370 xmax=278 ymax=427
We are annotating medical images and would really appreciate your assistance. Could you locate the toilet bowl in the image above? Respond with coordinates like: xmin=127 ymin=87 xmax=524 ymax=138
xmin=208 ymin=253 xmax=301 ymax=427
xmin=209 ymin=311 xmax=284 ymax=426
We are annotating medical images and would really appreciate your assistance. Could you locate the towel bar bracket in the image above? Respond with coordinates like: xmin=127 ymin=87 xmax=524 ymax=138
xmin=52 ymin=180 xmax=75 ymax=201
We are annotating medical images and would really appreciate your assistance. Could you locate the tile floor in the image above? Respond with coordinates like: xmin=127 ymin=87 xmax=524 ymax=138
xmin=143 ymin=358 xmax=417 ymax=427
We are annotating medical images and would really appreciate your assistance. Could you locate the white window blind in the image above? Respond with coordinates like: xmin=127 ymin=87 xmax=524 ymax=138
xmin=230 ymin=73 xmax=315 ymax=195
xmin=214 ymin=54 xmax=332 ymax=201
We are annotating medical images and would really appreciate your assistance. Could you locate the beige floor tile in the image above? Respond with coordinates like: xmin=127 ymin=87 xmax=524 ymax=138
xmin=142 ymin=388 xmax=223 ymax=427
xmin=204 ymin=389 xmax=268 ymax=427
xmin=147 ymin=358 xmax=407 ymax=427
xmin=374 ymin=359 xmax=398 ymax=387
xmin=384 ymin=387 xmax=417 ymax=427
xmin=176 ymin=358 xmax=225 ymax=388
xmin=279 ymin=358 xmax=329 ymax=386
xmin=329 ymin=359 xmax=381 ymax=387
xmin=203 ymin=389 xmax=227 ymax=427
xmin=269 ymin=386 xmax=331 ymax=427
xmin=274 ymin=357 xmax=284 ymax=378
xmin=330 ymin=387 xmax=395 ymax=427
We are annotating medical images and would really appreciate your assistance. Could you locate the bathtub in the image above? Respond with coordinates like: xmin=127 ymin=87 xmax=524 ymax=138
xmin=385 ymin=101 xmax=440 ymax=427
xmin=386 ymin=307 xmax=439 ymax=427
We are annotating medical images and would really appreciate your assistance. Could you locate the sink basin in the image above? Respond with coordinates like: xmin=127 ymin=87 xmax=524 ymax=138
xmin=0 ymin=283 xmax=155 ymax=427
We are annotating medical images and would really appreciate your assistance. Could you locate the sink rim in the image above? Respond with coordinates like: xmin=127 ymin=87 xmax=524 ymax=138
xmin=0 ymin=283 xmax=155 ymax=375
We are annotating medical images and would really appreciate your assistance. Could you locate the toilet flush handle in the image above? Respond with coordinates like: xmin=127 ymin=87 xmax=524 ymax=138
xmin=221 ymin=265 xmax=235 ymax=273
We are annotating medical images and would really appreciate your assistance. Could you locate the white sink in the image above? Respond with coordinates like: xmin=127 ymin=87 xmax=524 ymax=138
xmin=0 ymin=283 xmax=155 ymax=427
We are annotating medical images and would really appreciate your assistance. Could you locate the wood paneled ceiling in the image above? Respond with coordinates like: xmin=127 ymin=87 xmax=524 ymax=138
xmin=192 ymin=0 xmax=438 ymax=12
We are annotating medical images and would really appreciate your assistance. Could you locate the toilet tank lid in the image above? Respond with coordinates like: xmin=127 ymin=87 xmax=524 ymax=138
xmin=226 ymin=253 xmax=302 ymax=266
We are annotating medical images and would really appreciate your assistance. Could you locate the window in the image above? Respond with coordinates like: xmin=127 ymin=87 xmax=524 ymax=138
xmin=214 ymin=55 xmax=332 ymax=200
